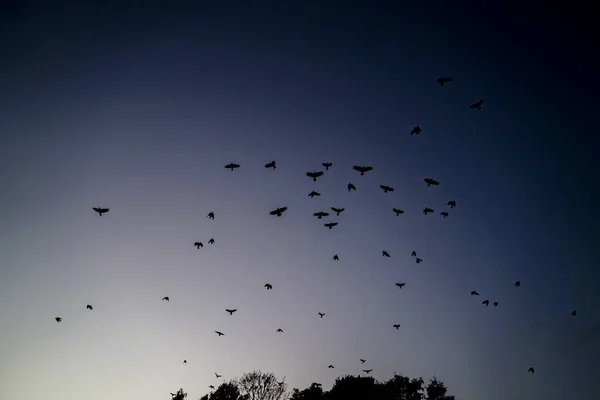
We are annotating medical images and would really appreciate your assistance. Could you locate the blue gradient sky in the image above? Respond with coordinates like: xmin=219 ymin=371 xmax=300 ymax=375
xmin=1 ymin=2 xmax=598 ymax=400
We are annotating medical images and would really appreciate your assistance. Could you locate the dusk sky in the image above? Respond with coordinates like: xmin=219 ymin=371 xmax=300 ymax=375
xmin=1 ymin=2 xmax=598 ymax=400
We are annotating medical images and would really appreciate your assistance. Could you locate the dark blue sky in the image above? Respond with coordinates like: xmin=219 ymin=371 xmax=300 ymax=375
xmin=1 ymin=2 xmax=598 ymax=400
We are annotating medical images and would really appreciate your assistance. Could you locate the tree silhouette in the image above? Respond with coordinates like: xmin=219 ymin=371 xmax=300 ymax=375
xmin=199 ymin=381 xmax=248 ymax=400
xmin=235 ymin=370 xmax=288 ymax=400
xmin=424 ymin=377 xmax=455 ymax=400
xmin=290 ymin=383 xmax=323 ymax=400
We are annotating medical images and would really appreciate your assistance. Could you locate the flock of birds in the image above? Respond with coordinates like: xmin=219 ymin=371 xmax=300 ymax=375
xmin=52 ymin=76 xmax=579 ymax=399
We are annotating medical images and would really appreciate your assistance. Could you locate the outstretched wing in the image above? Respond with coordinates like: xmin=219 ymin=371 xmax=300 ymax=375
xmin=352 ymin=166 xmax=364 ymax=173
xmin=314 ymin=171 xmax=323 ymax=178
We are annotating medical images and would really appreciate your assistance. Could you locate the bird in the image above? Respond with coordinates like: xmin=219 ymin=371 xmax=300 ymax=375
xmin=208 ymin=238 xmax=215 ymax=244
xmin=363 ymin=369 xmax=373 ymax=374
xmin=308 ymin=190 xmax=321 ymax=198
xmin=470 ymin=99 xmax=484 ymax=110
xmin=423 ymin=207 xmax=434 ymax=215
xmin=225 ymin=309 xmax=237 ymax=315
xmin=207 ymin=211 xmax=215 ymax=220
xmin=333 ymin=254 xmax=339 ymax=261
xmin=380 ymin=184 xmax=394 ymax=193
xmin=313 ymin=211 xmax=329 ymax=219
xmin=306 ymin=171 xmax=324 ymax=182
xmin=571 ymin=310 xmax=577 ymax=317
xmin=209 ymin=385 xmax=215 ymax=390
xmin=224 ymin=162 xmax=240 ymax=170
xmin=393 ymin=324 xmax=400 ymax=330
xmin=447 ymin=200 xmax=456 ymax=208
xmin=441 ymin=211 xmax=449 ymax=218
xmin=215 ymin=373 xmax=222 ymax=378
xmin=395 ymin=282 xmax=406 ymax=289
xmin=331 ymin=207 xmax=345 ymax=216
xmin=276 ymin=329 xmax=284 ymax=333
xmin=93 ymin=207 xmax=109 ymax=216
xmin=324 ymin=222 xmax=338 ymax=229
xmin=162 ymin=297 xmax=170 ymax=301
xmin=328 ymin=365 xmax=335 ymax=369
xmin=55 ymin=317 xmax=62 ymax=323
xmin=86 ymin=304 xmax=93 ymax=310
xmin=415 ymin=257 xmax=422 ymax=264
xmin=436 ymin=76 xmax=452 ymax=86
xmin=347 ymin=183 xmax=356 ymax=191
xmin=514 ymin=281 xmax=521 ymax=287
xmin=215 ymin=331 xmax=224 ymax=336
xmin=352 ymin=165 xmax=373 ymax=175
xmin=264 ymin=283 xmax=273 ymax=290
xmin=194 ymin=241 xmax=203 ymax=249
xmin=270 ymin=206 xmax=288 ymax=216
xmin=393 ymin=208 xmax=404 ymax=216
xmin=493 ymin=301 xmax=499 ymax=307
xmin=424 ymin=178 xmax=440 ymax=186
xmin=470 ymin=291 xmax=479 ymax=296
xmin=360 ymin=359 xmax=366 ymax=364
xmin=322 ymin=162 xmax=332 ymax=170
xmin=410 ymin=125 xmax=422 ymax=135
xmin=411 ymin=250 xmax=417 ymax=257
xmin=382 ymin=250 xmax=390 ymax=257
xmin=264 ymin=160 xmax=276 ymax=169
xmin=482 ymin=300 xmax=490 ymax=306
xmin=183 ymin=360 xmax=187 ymax=365
xmin=528 ymin=367 xmax=535 ymax=374
xmin=318 ymin=312 xmax=325 ymax=318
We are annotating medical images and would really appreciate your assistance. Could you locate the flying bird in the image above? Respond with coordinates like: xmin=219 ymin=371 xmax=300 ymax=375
xmin=224 ymin=162 xmax=240 ymax=171
xmin=194 ymin=241 xmax=203 ymax=249
xmin=162 ymin=297 xmax=170 ymax=301
xmin=410 ymin=125 xmax=422 ymax=135
xmin=363 ymin=369 xmax=373 ymax=374
xmin=415 ymin=257 xmax=422 ymax=264
xmin=470 ymin=291 xmax=479 ymax=296
xmin=306 ymin=171 xmax=324 ymax=182
xmin=382 ymin=250 xmax=390 ymax=257
xmin=447 ymin=200 xmax=456 ymax=208
xmin=347 ymin=183 xmax=356 ymax=191
xmin=226 ymin=309 xmax=237 ymax=315
xmin=514 ymin=281 xmax=521 ymax=287
xmin=424 ymin=178 xmax=440 ymax=187
xmin=207 ymin=211 xmax=215 ymax=220
xmin=322 ymin=162 xmax=332 ymax=170
xmin=318 ymin=312 xmax=325 ymax=318
xmin=264 ymin=283 xmax=272 ymax=290
xmin=332 ymin=254 xmax=339 ymax=261
xmin=270 ymin=206 xmax=288 ymax=216
xmin=493 ymin=301 xmax=499 ymax=307
xmin=528 ymin=367 xmax=535 ymax=374
xmin=423 ymin=207 xmax=434 ymax=215
xmin=331 ymin=207 xmax=345 ymax=216
xmin=209 ymin=385 xmax=215 ymax=390
xmin=482 ymin=300 xmax=490 ymax=306
xmin=276 ymin=329 xmax=284 ymax=333
xmin=395 ymin=282 xmax=406 ymax=289
xmin=86 ymin=304 xmax=93 ymax=310
xmin=380 ymin=184 xmax=394 ymax=193
xmin=393 ymin=324 xmax=400 ymax=330
xmin=411 ymin=250 xmax=417 ymax=257
xmin=470 ymin=100 xmax=484 ymax=110
xmin=393 ymin=208 xmax=404 ymax=216
xmin=93 ymin=207 xmax=109 ymax=216
xmin=314 ymin=211 xmax=329 ymax=219
xmin=437 ymin=76 xmax=452 ymax=86
xmin=571 ymin=310 xmax=577 ymax=317
xmin=215 ymin=331 xmax=224 ymax=336
xmin=208 ymin=238 xmax=215 ymax=244
xmin=328 ymin=365 xmax=334 ymax=369
xmin=264 ymin=160 xmax=276 ymax=169
xmin=360 ymin=359 xmax=366 ymax=364
xmin=215 ymin=373 xmax=222 ymax=378
xmin=441 ymin=211 xmax=449 ymax=218
xmin=324 ymin=222 xmax=338 ymax=229
xmin=55 ymin=317 xmax=61 ymax=323
xmin=183 ymin=360 xmax=187 ymax=365
xmin=352 ymin=165 xmax=373 ymax=175
xmin=308 ymin=190 xmax=321 ymax=198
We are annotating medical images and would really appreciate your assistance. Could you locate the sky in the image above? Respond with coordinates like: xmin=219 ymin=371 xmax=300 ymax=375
xmin=1 ymin=2 xmax=599 ymax=400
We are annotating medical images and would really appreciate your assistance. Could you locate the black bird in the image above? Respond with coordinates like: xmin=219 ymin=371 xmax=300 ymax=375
xmin=441 ymin=211 xmax=449 ymax=218
xmin=415 ymin=257 xmax=422 ymax=264
xmin=215 ymin=373 xmax=222 ymax=378
xmin=447 ymin=200 xmax=456 ymax=208
xmin=380 ymin=184 xmax=394 ymax=193
xmin=55 ymin=317 xmax=62 ymax=323
xmin=162 ymin=296 xmax=170 ymax=301
xmin=411 ymin=250 xmax=417 ymax=257
xmin=314 ymin=211 xmax=329 ymax=219
xmin=360 ymin=359 xmax=366 ymax=364
xmin=209 ymin=385 xmax=215 ymax=390
xmin=308 ymin=190 xmax=321 ymax=198
xmin=528 ymin=367 xmax=535 ymax=374
xmin=493 ymin=301 xmax=499 ymax=307
xmin=270 ymin=206 xmax=288 ymax=216
xmin=482 ymin=300 xmax=490 ymax=306
xmin=322 ymin=162 xmax=332 ymax=170
xmin=226 ymin=309 xmax=237 ymax=315
xmin=324 ymin=222 xmax=338 ymax=229
xmin=470 ymin=291 xmax=479 ymax=296
xmin=86 ymin=304 xmax=93 ymax=310
xmin=382 ymin=250 xmax=390 ymax=257
xmin=183 ymin=360 xmax=187 ymax=365
xmin=207 ymin=211 xmax=215 ymax=220
xmin=306 ymin=171 xmax=324 ymax=182
xmin=208 ymin=238 xmax=215 ymax=244
xmin=514 ymin=281 xmax=521 ymax=287
xmin=363 ymin=369 xmax=373 ymax=374
xmin=571 ymin=310 xmax=577 ymax=317
xmin=93 ymin=207 xmax=109 ymax=216
xmin=331 ymin=207 xmax=345 ymax=216
xmin=423 ymin=207 xmax=434 ymax=215
xmin=424 ymin=178 xmax=440 ymax=187
xmin=265 ymin=160 xmax=276 ymax=169
xmin=395 ymin=282 xmax=406 ymax=289
xmin=470 ymin=100 xmax=484 ymax=110
xmin=393 ymin=208 xmax=404 ymax=216
xmin=347 ymin=183 xmax=356 ymax=191
xmin=333 ymin=254 xmax=339 ymax=261
xmin=410 ymin=125 xmax=422 ymax=135
xmin=224 ymin=162 xmax=240 ymax=171
xmin=352 ymin=165 xmax=373 ymax=175
xmin=437 ymin=76 xmax=452 ymax=86
xmin=265 ymin=283 xmax=272 ymax=290
xmin=318 ymin=312 xmax=325 ymax=318
xmin=276 ymin=328 xmax=284 ymax=333
xmin=194 ymin=241 xmax=203 ymax=249
xmin=328 ymin=365 xmax=334 ymax=369
xmin=215 ymin=331 xmax=224 ymax=336
xmin=393 ymin=324 xmax=400 ymax=330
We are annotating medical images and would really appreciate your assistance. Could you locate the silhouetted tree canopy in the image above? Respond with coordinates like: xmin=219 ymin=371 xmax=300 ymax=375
xmin=199 ymin=381 xmax=247 ymax=400
xmin=235 ymin=370 xmax=288 ymax=400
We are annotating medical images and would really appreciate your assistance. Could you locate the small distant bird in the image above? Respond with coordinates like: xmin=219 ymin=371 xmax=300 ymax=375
xmin=447 ymin=200 xmax=456 ymax=208
xmin=333 ymin=254 xmax=339 ymax=261
xmin=352 ymin=165 xmax=373 ymax=175
xmin=360 ymin=359 xmax=366 ymax=364
xmin=363 ymin=369 xmax=373 ymax=374
xmin=209 ymin=385 xmax=215 ymax=390
xmin=437 ymin=76 xmax=452 ymax=86
xmin=347 ymin=182 xmax=356 ymax=191
xmin=380 ymin=184 xmax=394 ymax=193
xmin=194 ymin=241 xmax=203 ymax=249
xmin=331 ymin=207 xmax=345 ymax=216
xmin=306 ymin=171 xmax=324 ymax=182
xmin=226 ymin=309 xmax=237 ymax=315
xmin=322 ymin=162 xmax=332 ymax=170
xmin=393 ymin=208 xmax=404 ymax=216
xmin=482 ymin=300 xmax=490 ymax=306
xmin=571 ymin=310 xmax=577 ymax=317
xmin=314 ymin=211 xmax=329 ymax=219
xmin=162 ymin=297 xmax=170 ymax=301
xmin=265 ymin=160 xmax=276 ymax=169
xmin=93 ymin=207 xmax=110 ymax=216
xmin=308 ymin=190 xmax=321 ymax=198
xmin=318 ymin=312 xmax=325 ymax=318
xmin=224 ymin=162 xmax=240 ymax=171
xmin=423 ymin=207 xmax=434 ymax=215
xmin=270 ymin=206 xmax=288 ymax=217
xmin=528 ymin=367 xmax=535 ymax=374
xmin=207 ymin=211 xmax=215 ymax=219
xmin=395 ymin=282 xmax=406 ymax=289
xmin=470 ymin=291 xmax=479 ymax=296
xmin=328 ymin=365 xmax=334 ymax=369
xmin=382 ymin=250 xmax=390 ymax=257
xmin=411 ymin=250 xmax=417 ymax=257
xmin=393 ymin=324 xmax=400 ymax=330
xmin=208 ymin=238 xmax=215 ymax=244
xmin=441 ymin=211 xmax=449 ymax=218
xmin=55 ymin=317 xmax=62 ymax=323
xmin=183 ymin=360 xmax=187 ymax=365
xmin=265 ymin=283 xmax=273 ymax=290
xmin=276 ymin=329 xmax=284 ymax=333
xmin=470 ymin=100 xmax=484 ymax=110
xmin=416 ymin=257 xmax=422 ymax=264
xmin=215 ymin=373 xmax=222 ymax=378
xmin=410 ymin=125 xmax=422 ymax=135
xmin=493 ymin=301 xmax=499 ymax=307
xmin=514 ymin=281 xmax=521 ymax=287
xmin=324 ymin=222 xmax=338 ymax=229
xmin=86 ymin=304 xmax=93 ymax=310
xmin=424 ymin=178 xmax=440 ymax=187
xmin=215 ymin=331 xmax=224 ymax=336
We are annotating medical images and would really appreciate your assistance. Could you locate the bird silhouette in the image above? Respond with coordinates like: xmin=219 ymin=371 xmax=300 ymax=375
xmin=207 ymin=211 xmax=215 ymax=220
xmin=224 ymin=162 xmax=240 ymax=171
xmin=306 ymin=171 xmax=324 ymax=182
xmin=482 ymin=300 xmax=490 ymax=306
xmin=411 ymin=250 xmax=417 ymax=257
xmin=470 ymin=99 xmax=484 ymax=110
xmin=571 ymin=310 xmax=577 ymax=316
xmin=360 ymin=359 xmax=366 ymax=364
xmin=208 ymin=238 xmax=215 ymax=244
xmin=215 ymin=373 xmax=222 ymax=378
xmin=380 ymin=184 xmax=394 ymax=193
xmin=183 ymin=360 xmax=187 ymax=365
xmin=264 ymin=283 xmax=273 ymax=290
xmin=528 ymin=367 xmax=535 ymax=374
xmin=395 ymin=282 xmax=406 ymax=289
xmin=410 ymin=125 xmax=422 ymax=135
xmin=393 ymin=208 xmax=404 ymax=216
xmin=314 ymin=211 xmax=329 ymax=219
xmin=328 ymin=365 xmax=335 ymax=369
xmin=264 ymin=160 xmax=276 ymax=169
xmin=86 ymin=304 xmax=93 ymax=310
xmin=393 ymin=324 xmax=400 ymax=330
xmin=493 ymin=301 xmax=499 ymax=307
xmin=55 ymin=317 xmax=62 ymax=322
xmin=352 ymin=165 xmax=373 ymax=175
xmin=415 ymin=257 xmax=423 ymax=264
xmin=447 ymin=200 xmax=456 ymax=208
xmin=424 ymin=178 xmax=440 ymax=187
xmin=347 ymin=183 xmax=356 ymax=191
xmin=331 ymin=207 xmax=345 ymax=216
xmin=333 ymin=254 xmax=339 ymax=261
xmin=322 ymin=162 xmax=332 ymax=170
xmin=209 ymin=385 xmax=215 ymax=390
xmin=226 ymin=309 xmax=237 ymax=315
xmin=514 ymin=281 xmax=521 ymax=287
xmin=162 ymin=296 xmax=170 ymax=301
xmin=441 ymin=211 xmax=449 ymax=218
xmin=308 ymin=190 xmax=321 ymax=198
xmin=93 ymin=207 xmax=109 ymax=216
xmin=324 ymin=222 xmax=338 ymax=229
xmin=215 ymin=331 xmax=224 ymax=336
xmin=270 ymin=206 xmax=288 ymax=216
xmin=194 ymin=242 xmax=203 ymax=249
xmin=437 ymin=76 xmax=452 ymax=86
xmin=276 ymin=328 xmax=284 ymax=333
xmin=363 ymin=369 xmax=373 ymax=374
xmin=318 ymin=312 xmax=325 ymax=318
xmin=382 ymin=250 xmax=390 ymax=257
xmin=423 ymin=207 xmax=434 ymax=215
xmin=470 ymin=291 xmax=479 ymax=296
